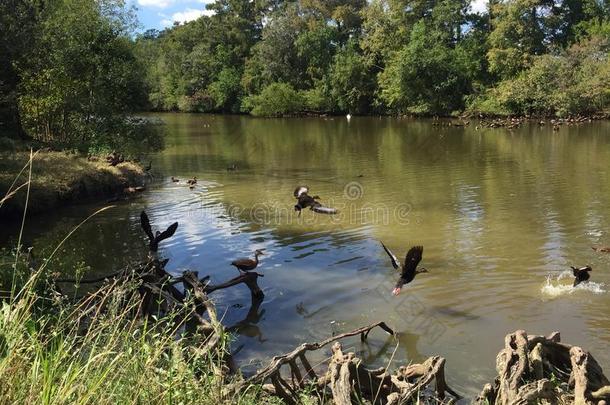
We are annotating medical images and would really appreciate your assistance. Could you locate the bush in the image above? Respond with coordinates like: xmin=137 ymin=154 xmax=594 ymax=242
xmin=469 ymin=36 xmax=610 ymax=117
xmin=244 ymin=82 xmax=305 ymax=117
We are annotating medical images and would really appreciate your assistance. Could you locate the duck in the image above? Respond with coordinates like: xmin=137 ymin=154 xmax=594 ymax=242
xmin=571 ymin=265 xmax=592 ymax=287
xmin=381 ymin=243 xmax=428 ymax=295
xmin=293 ymin=185 xmax=338 ymax=216
xmin=592 ymin=246 xmax=610 ymax=253
xmin=187 ymin=177 xmax=197 ymax=189
xmin=171 ymin=176 xmax=180 ymax=182
xmin=231 ymin=249 xmax=265 ymax=274
xmin=140 ymin=211 xmax=178 ymax=253
xmin=227 ymin=164 xmax=238 ymax=171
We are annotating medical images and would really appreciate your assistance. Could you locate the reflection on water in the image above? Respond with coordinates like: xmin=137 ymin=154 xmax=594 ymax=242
xmin=4 ymin=114 xmax=610 ymax=398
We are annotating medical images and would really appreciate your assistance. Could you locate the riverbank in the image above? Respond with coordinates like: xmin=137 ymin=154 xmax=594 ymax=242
xmin=0 ymin=149 xmax=145 ymax=221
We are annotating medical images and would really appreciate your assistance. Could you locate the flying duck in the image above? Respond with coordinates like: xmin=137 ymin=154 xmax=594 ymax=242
xmin=140 ymin=211 xmax=178 ymax=253
xmin=381 ymin=243 xmax=428 ymax=295
xmin=571 ymin=265 xmax=592 ymax=287
xmin=231 ymin=249 xmax=265 ymax=273
xmin=293 ymin=186 xmax=338 ymax=216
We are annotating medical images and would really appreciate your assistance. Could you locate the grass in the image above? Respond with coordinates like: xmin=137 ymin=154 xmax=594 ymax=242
xmin=0 ymin=234 xmax=279 ymax=404
xmin=0 ymin=148 xmax=144 ymax=220
xmin=0 ymin=158 xmax=270 ymax=404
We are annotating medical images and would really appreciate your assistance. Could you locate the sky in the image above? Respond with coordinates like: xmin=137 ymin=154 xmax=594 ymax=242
xmin=133 ymin=0 xmax=489 ymax=31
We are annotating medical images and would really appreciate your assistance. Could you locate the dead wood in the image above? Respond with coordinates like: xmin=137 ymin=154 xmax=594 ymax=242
xmin=476 ymin=330 xmax=610 ymax=405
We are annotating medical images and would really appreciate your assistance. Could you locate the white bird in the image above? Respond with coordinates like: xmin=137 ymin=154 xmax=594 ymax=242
xmin=346 ymin=113 xmax=352 ymax=121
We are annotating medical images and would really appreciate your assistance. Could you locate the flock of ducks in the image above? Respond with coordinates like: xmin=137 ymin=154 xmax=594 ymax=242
xmin=161 ymin=175 xmax=605 ymax=294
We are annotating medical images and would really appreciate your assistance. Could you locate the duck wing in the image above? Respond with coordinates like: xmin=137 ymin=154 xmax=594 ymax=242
xmin=157 ymin=222 xmax=178 ymax=243
xmin=311 ymin=205 xmax=338 ymax=215
xmin=294 ymin=186 xmax=309 ymax=198
xmin=140 ymin=211 xmax=154 ymax=242
xmin=402 ymin=246 xmax=423 ymax=279
xmin=381 ymin=242 xmax=401 ymax=270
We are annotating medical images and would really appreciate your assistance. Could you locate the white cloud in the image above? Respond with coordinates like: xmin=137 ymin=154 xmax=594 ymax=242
xmin=160 ymin=7 xmax=214 ymax=26
xmin=138 ymin=0 xmax=174 ymax=8
xmin=471 ymin=0 xmax=488 ymax=14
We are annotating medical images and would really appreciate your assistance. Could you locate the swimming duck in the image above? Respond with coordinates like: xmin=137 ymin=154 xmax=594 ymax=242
xmin=592 ymin=246 xmax=610 ymax=253
xmin=571 ymin=265 xmax=592 ymax=287
xmin=231 ymin=249 xmax=265 ymax=273
xmin=186 ymin=177 xmax=197 ymax=185
xmin=140 ymin=211 xmax=178 ymax=253
xmin=293 ymin=186 xmax=338 ymax=215
xmin=171 ymin=176 xmax=180 ymax=182
xmin=227 ymin=164 xmax=238 ymax=171
xmin=381 ymin=243 xmax=428 ymax=295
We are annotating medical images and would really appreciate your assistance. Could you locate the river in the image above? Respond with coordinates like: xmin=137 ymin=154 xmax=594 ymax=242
xmin=5 ymin=113 xmax=610 ymax=398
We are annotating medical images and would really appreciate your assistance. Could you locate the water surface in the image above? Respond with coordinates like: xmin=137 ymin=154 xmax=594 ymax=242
xmin=5 ymin=114 xmax=610 ymax=398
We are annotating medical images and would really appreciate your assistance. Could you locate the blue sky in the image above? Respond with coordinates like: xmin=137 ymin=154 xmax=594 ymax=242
xmin=133 ymin=0 xmax=489 ymax=31
xmin=131 ymin=0 xmax=216 ymax=30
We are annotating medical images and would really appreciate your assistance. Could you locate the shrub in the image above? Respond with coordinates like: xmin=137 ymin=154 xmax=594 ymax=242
xmin=245 ymin=82 xmax=305 ymax=117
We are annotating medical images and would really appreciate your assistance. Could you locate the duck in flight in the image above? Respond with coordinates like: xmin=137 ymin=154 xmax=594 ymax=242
xmin=140 ymin=211 xmax=178 ymax=254
xmin=293 ymin=186 xmax=338 ymax=216
xmin=231 ymin=249 xmax=265 ymax=274
xmin=571 ymin=265 xmax=592 ymax=287
xmin=381 ymin=243 xmax=428 ymax=295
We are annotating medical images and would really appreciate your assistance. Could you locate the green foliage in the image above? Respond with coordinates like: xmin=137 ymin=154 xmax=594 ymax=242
xmin=207 ymin=67 xmax=244 ymax=113
xmin=329 ymin=41 xmax=375 ymax=114
xmin=470 ymin=36 xmax=610 ymax=117
xmin=378 ymin=21 xmax=471 ymax=115
xmin=244 ymin=83 xmax=305 ymax=117
xmin=4 ymin=0 xmax=157 ymax=153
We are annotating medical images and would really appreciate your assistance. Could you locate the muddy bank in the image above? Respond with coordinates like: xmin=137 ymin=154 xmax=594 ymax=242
xmin=0 ymin=151 xmax=145 ymax=222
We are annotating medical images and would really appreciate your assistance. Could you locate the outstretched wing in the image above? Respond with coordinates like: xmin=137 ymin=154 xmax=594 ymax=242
xmin=571 ymin=266 xmax=579 ymax=276
xmin=311 ymin=205 xmax=338 ymax=215
xmin=403 ymin=246 xmax=423 ymax=278
xmin=140 ymin=211 xmax=154 ymax=241
xmin=381 ymin=242 xmax=401 ymax=270
xmin=294 ymin=185 xmax=309 ymax=198
xmin=157 ymin=222 xmax=178 ymax=243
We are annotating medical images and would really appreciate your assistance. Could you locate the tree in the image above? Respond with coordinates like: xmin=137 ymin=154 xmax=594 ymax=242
xmin=329 ymin=40 xmax=375 ymax=114
xmin=0 ymin=0 xmax=44 ymax=138
xmin=17 ymin=0 xmax=150 ymax=149
xmin=378 ymin=21 xmax=471 ymax=115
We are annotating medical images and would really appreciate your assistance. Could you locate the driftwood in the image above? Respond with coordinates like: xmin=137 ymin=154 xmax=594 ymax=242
xmin=51 ymin=211 xmax=266 ymax=364
xmin=475 ymin=330 xmax=610 ymax=405
xmin=234 ymin=321 xmax=461 ymax=405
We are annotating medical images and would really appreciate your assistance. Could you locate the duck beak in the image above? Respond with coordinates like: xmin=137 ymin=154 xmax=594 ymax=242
xmin=392 ymin=287 xmax=401 ymax=296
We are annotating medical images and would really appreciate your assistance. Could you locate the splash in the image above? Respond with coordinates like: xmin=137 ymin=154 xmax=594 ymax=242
xmin=541 ymin=271 xmax=606 ymax=298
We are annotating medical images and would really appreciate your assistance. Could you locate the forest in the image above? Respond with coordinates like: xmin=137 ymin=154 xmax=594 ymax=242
xmin=136 ymin=0 xmax=610 ymax=117
xmin=1 ymin=0 xmax=610 ymax=150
